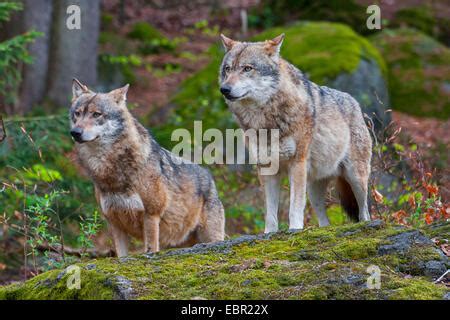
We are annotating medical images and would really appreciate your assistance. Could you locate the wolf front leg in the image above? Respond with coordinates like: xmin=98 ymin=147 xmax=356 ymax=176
xmin=259 ymin=171 xmax=281 ymax=233
xmin=288 ymin=160 xmax=307 ymax=230
xmin=143 ymin=214 xmax=160 ymax=253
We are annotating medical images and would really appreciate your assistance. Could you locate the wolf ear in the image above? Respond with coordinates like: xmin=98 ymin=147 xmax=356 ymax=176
xmin=109 ymin=84 xmax=130 ymax=104
xmin=220 ymin=34 xmax=237 ymax=52
xmin=265 ymin=33 xmax=285 ymax=56
xmin=72 ymin=78 xmax=89 ymax=100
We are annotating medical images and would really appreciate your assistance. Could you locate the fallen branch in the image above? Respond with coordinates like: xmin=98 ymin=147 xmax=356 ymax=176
xmin=37 ymin=244 xmax=114 ymax=258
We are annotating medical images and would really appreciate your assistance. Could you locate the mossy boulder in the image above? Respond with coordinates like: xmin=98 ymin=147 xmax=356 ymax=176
xmin=1 ymin=221 xmax=448 ymax=300
xmin=155 ymin=21 xmax=389 ymax=145
xmin=371 ymin=28 xmax=450 ymax=119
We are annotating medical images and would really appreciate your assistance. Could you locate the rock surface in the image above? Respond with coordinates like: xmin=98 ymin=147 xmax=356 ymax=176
xmin=0 ymin=221 xmax=448 ymax=300
xmin=371 ymin=28 xmax=450 ymax=119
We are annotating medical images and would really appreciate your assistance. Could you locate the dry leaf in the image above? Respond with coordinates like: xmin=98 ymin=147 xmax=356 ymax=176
xmin=441 ymin=244 xmax=450 ymax=257
xmin=408 ymin=195 xmax=416 ymax=209
xmin=372 ymin=189 xmax=384 ymax=204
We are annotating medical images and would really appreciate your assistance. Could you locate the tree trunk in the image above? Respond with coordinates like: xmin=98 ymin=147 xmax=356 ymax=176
xmin=46 ymin=0 xmax=100 ymax=107
xmin=2 ymin=0 xmax=53 ymax=115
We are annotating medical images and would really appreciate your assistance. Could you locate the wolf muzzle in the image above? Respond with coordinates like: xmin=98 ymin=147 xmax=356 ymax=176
xmin=70 ymin=127 xmax=84 ymax=143
xmin=220 ymin=85 xmax=234 ymax=100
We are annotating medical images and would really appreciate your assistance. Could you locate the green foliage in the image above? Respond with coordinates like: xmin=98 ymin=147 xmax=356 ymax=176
xmin=248 ymin=0 xmax=372 ymax=35
xmin=146 ymin=62 xmax=182 ymax=78
xmin=391 ymin=6 xmax=450 ymax=45
xmin=137 ymin=37 xmax=181 ymax=55
xmin=371 ymin=28 xmax=450 ymax=118
xmin=77 ymin=211 xmax=103 ymax=258
xmin=0 ymin=115 xmax=98 ymax=248
xmin=0 ymin=2 xmax=41 ymax=107
xmin=0 ymin=116 xmax=104 ymax=273
xmin=128 ymin=22 xmax=164 ymax=42
xmin=186 ymin=19 xmax=220 ymax=37
xmin=24 ymin=190 xmax=65 ymax=270
xmin=127 ymin=21 xmax=181 ymax=55
xmin=0 ymin=1 xmax=21 ymax=22
xmin=98 ymin=53 xmax=142 ymax=84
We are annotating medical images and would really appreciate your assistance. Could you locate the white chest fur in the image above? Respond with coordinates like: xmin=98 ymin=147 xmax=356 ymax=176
xmin=100 ymin=193 xmax=145 ymax=215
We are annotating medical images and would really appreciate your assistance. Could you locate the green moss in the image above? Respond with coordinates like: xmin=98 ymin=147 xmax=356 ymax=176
xmin=371 ymin=28 xmax=450 ymax=119
xmin=1 ymin=221 xmax=447 ymax=300
xmin=326 ymin=205 xmax=348 ymax=226
xmin=387 ymin=277 xmax=446 ymax=300
xmin=0 ymin=268 xmax=114 ymax=300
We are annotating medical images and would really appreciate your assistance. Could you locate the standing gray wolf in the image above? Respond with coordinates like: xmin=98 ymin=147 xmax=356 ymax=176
xmin=219 ymin=34 xmax=372 ymax=232
xmin=70 ymin=79 xmax=225 ymax=257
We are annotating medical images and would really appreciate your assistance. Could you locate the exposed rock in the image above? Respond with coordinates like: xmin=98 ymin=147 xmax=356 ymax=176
xmin=378 ymin=230 xmax=433 ymax=255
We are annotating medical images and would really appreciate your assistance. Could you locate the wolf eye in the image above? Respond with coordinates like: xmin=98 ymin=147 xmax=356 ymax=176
xmin=92 ymin=112 xmax=102 ymax=118
xmin=243 ymin=66 xmax=253 ymax=72
xmin=224 ymin=66 xmax=231 ymax=73
xmin=74 ymin=111 xmax=81 ymax=117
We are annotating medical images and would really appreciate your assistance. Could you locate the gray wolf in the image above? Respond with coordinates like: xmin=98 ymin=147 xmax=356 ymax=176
xmin=70 ymin=79 xmax=225 ymax=257
xmin=219 ymin=34 xmax=372 ymax=232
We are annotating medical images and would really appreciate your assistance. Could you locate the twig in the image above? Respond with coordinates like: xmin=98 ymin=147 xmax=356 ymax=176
xmin=434 ymin=269 xmax=449 ymax=284
xmin=0 ymin=115 xmax=6 ymax=142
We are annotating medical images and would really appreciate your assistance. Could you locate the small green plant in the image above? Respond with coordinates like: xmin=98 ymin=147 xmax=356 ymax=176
xmin=77 ymin=210 xmax=102 ymax=259
xmin=25 ymin=190 xmax=66 ymax=271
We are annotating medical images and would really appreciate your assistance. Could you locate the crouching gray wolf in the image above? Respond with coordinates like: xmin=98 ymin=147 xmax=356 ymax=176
xmin=219 ymin=34 xmax=372 ymax=232
xmin=70 ymin=79 xmax=225 ymax=257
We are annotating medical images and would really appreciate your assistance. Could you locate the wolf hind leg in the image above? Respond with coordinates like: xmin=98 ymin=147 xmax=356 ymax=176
xmin=197 ymin=197 xmax=225 ymax=243
xmin=307 ymin=179 xmax=331 ymax=227
xmin=340 ymin=162 xmax=370 ymax=222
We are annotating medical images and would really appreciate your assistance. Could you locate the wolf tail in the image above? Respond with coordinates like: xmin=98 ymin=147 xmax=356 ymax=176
xmin=336 ymin=177 xmax=359 ymax=222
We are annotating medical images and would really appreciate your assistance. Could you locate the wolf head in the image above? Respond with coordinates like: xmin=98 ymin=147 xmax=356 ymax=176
xmin=69 ymin=79 xmax=129 ymax=144
xmin=219 ymin=34 xmax=284 ymax=104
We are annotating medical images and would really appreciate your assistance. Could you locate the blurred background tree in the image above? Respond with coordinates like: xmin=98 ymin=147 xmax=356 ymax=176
xmin=1 ymin=0 xmax=100 ymax=114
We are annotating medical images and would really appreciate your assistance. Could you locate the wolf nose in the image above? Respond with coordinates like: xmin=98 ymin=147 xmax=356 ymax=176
xmin=70 ymin=128 xmax=83 ymax=142
xmin=220 ymin=85 xmax=231 ymax=96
